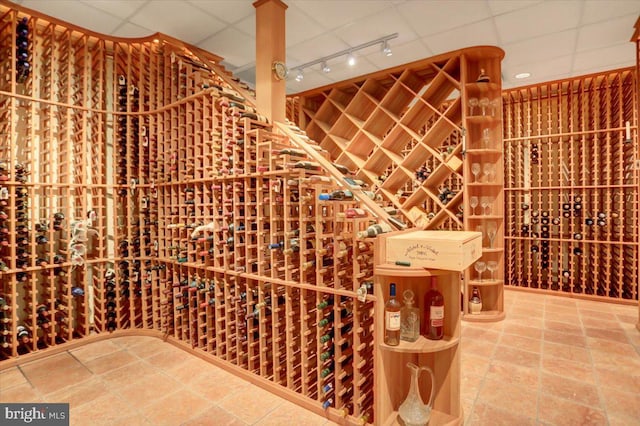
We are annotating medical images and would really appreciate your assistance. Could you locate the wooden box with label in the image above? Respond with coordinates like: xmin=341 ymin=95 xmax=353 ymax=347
xmin=383 ymin=230 xmax=482 ymax=272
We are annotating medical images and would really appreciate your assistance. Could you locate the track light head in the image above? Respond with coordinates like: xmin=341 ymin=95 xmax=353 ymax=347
xmin=295 ymin=69 xmax=304 ymax=82
xmin=382 ymin=40 xmax=392 ymax=57
xmin=347 ymin=52 xmax=356 ymax=67
xmin=322 ymin=61 xmax=330 ymax=73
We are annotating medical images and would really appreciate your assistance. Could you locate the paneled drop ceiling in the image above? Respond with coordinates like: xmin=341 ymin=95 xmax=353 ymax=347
xmin=9 ymin=0 xmax=640 ymax=94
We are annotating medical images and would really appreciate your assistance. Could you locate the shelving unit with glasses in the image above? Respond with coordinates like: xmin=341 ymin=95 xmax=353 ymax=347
xmin=291 ymin=46 xmax=506 ymax=322
xmin=461 ymin=52 xmax=505 ymax=322
xmin=502 ymin=68 xmax=638 ymax=305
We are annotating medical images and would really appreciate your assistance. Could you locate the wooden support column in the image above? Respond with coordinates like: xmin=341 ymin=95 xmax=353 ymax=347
xmin=253 ymin=0 xmax=287 ymax=124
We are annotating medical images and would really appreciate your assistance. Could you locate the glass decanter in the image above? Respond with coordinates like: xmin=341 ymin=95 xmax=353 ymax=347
xmin=398 ymin=362 xmax=435 ymax=426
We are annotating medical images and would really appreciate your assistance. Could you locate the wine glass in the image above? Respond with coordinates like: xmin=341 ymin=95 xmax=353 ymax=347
xmin=469 ymin=196 xmax=479 ymax=216
xmin=481 ymin=196 xmax=492 ymax=215
xmin=490 ymin=98 xmax=501 ymax=116
xmin=471 ymin=163 xmax=481 ymax=182
xmin=479 ymin=97 xmax=490 ymax=116
xmin=474 ymin=261 xmax=487 ymax=282
xmin=475 ymin=225 xmax=484 ymax=247
xmin=482 ymin=163 xmax=492 ymax=183
xmin=487 ymin=261 xmax=498 ymax=280
xmin=486 ymin=222 xmax=497 ymax=248
xmin=482 ymin=128 xmax=490 ymax=148
xmin=468 ymin=97 xmax=478 ymax=116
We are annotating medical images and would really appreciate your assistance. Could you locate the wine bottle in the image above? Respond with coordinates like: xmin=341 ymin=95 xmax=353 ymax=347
xmin=384 ymin=283 xmax=401 ymax=346
xmin=400 ymin=289 xmax=419 ymax=342
xmin=357 ymin=222 xmax=392 ymax=239
xmin=318 ymin=190 xmax=354 ymax=201
xmin=469 ymin=286 xmax=482 ymax=314
xmin=423 ymin=276 xmax=444 ymax=340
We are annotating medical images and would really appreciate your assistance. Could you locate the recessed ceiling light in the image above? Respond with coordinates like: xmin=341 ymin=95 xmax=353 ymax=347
xmin=515 ymin=72 xmax=531 ymax=79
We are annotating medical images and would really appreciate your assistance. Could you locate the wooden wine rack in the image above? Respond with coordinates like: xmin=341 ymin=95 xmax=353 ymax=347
xmin=502 ymin=68 xmax=639 ymax=304
xmin=633 ymin=16 xmax=640 ymax=330
xmin=288 ymin=47 xmax=506 ymax=321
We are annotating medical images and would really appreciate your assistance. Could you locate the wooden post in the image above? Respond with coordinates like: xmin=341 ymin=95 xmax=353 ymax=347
xmin=253 ymin=0 xmax=287 ymax=124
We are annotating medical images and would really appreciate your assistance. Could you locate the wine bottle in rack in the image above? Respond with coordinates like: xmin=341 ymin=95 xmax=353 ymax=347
xmin=469 ymin=286 xmax=482 ymax=314
xmin=384 ymin=283 xmax=401 ymax=346
xmin=423 ymin=276 xmax=444 ymax=340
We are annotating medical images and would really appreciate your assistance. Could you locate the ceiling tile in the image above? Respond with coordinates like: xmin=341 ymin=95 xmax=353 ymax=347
xmin=572 ymin=42 xmax=636 ymax=72
xmin=198 ymin=27 xmax=255 ymax=69
xmin=187 ymin=0 xmax=254 ymax=24
xmin=128 ymin=1 xmax=226 ymax=44
xmin=423 ymin=18 xmax=499 ymax=57
xmin=487 ymin=0 xmax=543 ymax=16
xmin=290 ymin=0 xmax=392 ymax=30
xmin=502 ymin=54 xmax=573 ymax=86
xmin=234 ymin=14 xmax=255 ymax=37
xmin=21 ymin=0 xmax=122 ymax=34
xmin=494 ymin=0 xmax=582 ymax=45
xmin=111 ymin=22 xmax=155 ymax=38
xmin=287 ymin=33 xmax=351 ymax=66
xmin=285 ymin=4 xmax=326 ymax=46
xmin=333 ymin=7 xmax=417 ymax=46
xmin=581 ymin=0 xmax=640 ymax=25
xmin=576 ymin=15 xmax=639 ymax=52
xmin=503 ymin=29 xmax=577 ymax=66
xmin=79 ymin=0 xmax=147 ymax=20
xmin=397 ymin=0 xmax=492 ymax=37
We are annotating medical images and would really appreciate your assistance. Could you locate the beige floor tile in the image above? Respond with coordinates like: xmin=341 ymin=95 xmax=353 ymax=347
xmin=182 ymin=405 xmax=248 ymax=426
xmin=540 ymin=372 xmax=602 ymax=408
xmin=253 ymin=399 xmax=329 ymax=426
xmin=543 ymin=340 xmax=591 ymax=364
xmin=541 ymin=356 xmax=595 ymax=384
xmin=110 ymin=335 xmax=158 ymax=349
xmin=498 ymin=333 xmax=542 ymax=354
xmin=26 ymin=362 xmax=94 ymax=395
xmin=461 ymin=326 xmax=501 ymax=342
xmin=162 ymin=355 xmax=217 ymax=385
xmin=502 ymin=323 xmax=543 ymax=339
xmin=0 ymin=382 xmax=42 ymax=403
xmin=594 ymin=365 xmax=640 ymax=394
xmin=217 ymin=384 xmax=285 ymax=424
xmin=0 ymin=367 xmax=27 ymax=389
xmin=600 ymin=386 xmax=640 ymax=421
xmin=20 ymin=352 xmax=83 ymax=378
xmin=70 ymin=339 xmax=121 ymax=363
xmin=608 ymin=412 xmax=640 ymax=426
xmin=584 ymin=326 xmax=630 ymax=344
xmin=144 ymin=346 xmax=193 ymax=371
xmin=141 ymin=389 xmax=212 ymax=426
xmin=476 ymin=377 xmax=538 ymax=419
xmin=537 ymin=393 xmax=607 ymax=426
xmin=469 ymin=401 xmax=536 ymax=426
xmin=460 ymin=373 xmax=484 ymax=401
xmin=84 ymin=349 xmax=137 ymax=374
xmin=590 ymin=349 xmax=640 ymax=375
xmin=485 ymin=360 xmax=539 ymax=389
xmin=188 ymin=370 xmax=250 ymax=403
xmin=44 ymin=376 xmax=108 ymax=409
xmin=460 ymin=338 xmax=496 ymax=359
xmin=99 ymin=359 xmax=157 ymax=387
xmin=544 ymin=329 xmax=588 ymax=347
xmin=460 ymin=354 xmax=490 ymax=377
xmin=70 ymin=392 xmax=136 ymax=426
xmin=126 ymin=337 xmax=173 ymax=359
xmin=544 ymin=320 xmax=584 ymax=335
xmin=492 ymin=344 xmax=541 ymax=367
xmin=118 ymin=372 xmax=183 ymax=408
xmin=586 ymin=337 xmax=638 ymax=357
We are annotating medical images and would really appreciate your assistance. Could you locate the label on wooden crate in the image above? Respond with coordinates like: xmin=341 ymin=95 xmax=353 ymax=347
xmin=385 ymin=230 xmax=482 ymax=271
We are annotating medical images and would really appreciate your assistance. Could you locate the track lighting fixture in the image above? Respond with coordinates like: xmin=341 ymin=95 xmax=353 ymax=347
xmin=291 ymin=33 xmax=398 ymax=82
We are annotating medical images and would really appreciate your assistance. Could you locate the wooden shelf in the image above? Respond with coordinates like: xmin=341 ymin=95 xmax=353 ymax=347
xmin=379 ymin=334 xmax=459 ymax=353
xmin=382 ymin=409 xmax=461 ymax=426
xmin=462 ymin=310 xmax=506 ymax=322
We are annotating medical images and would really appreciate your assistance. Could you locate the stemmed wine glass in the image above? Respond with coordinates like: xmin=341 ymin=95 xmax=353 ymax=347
xmin=474 ymin=261 xmax=487 ymax=282
xmin=482 ymin=128 xmax=490 ymax=148
xmin=471 ymin=163 xmax=481 ymax=182
xmin=487 ymin=261 xmax=498 ymax=280
xmin=486 ymin=222 xmax=497 ymax=248
xmin=468 ymin=97 xmax=478 ymax=116
xmin=475 ymin=225 xmax=484 ymax=247
xmin=482 ymin=163 xmax=493 ymax=183
xmin=481 ymin=196 xmax=491 ymax=215
xmin=479 ymin=97 xmax=490 ymax=116
xmin=469 ymin=196 xmax=479 ymax=216
xmin=490 ymin=98 xmax=501 ymax=116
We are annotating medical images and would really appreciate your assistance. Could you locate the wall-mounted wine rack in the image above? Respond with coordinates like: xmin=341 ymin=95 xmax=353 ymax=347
xmin=502 ymin=68 xmax=639 ymax=304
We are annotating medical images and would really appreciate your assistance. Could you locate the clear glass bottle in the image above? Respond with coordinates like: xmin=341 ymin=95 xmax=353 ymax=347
xmin=400 ymin=289 xmax=420 ymax=342
xmin=384 ymin=283 xmax=401 ymax=346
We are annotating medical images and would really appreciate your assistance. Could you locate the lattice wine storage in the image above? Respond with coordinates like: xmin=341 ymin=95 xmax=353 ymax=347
xmin=502 ymin=68 xmax=639 ymax=303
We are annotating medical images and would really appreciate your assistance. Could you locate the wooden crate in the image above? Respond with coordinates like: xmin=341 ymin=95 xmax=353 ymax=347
xmin=383 ymin=230 xmax=482 ymax=271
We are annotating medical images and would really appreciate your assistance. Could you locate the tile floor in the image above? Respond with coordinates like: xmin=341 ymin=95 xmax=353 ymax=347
xmin=1 ymin=288 xmax=639 ymax=425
